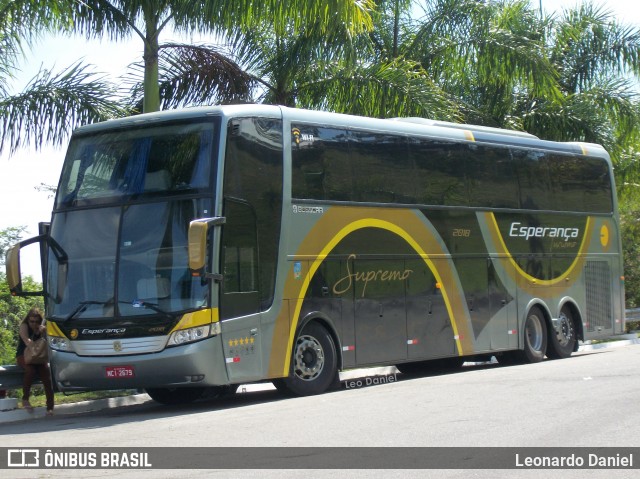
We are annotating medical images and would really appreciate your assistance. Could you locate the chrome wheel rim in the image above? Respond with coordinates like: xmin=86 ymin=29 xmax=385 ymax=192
xmin=293 ymin=334 xmax=325 ymax=381
xmin=556 ymin=311 xmax=574 ymax=347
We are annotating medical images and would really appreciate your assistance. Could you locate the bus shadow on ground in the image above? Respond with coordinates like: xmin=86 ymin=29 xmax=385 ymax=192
xmin=2 ymin=351 xmax=611 ymax=436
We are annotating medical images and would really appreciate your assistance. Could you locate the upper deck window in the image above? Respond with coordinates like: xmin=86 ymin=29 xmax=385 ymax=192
xmin=56 ymin=120 xmax=218 ymax=208
xmin=291 ymin=123 xmax=613 ymax=213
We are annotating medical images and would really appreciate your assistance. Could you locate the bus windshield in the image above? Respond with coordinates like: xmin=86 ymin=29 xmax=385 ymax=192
xmin=46 ymin=119 xmax=219 ymax=321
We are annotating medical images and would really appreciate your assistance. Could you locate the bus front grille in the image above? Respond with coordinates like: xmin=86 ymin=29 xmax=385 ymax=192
xmin=71 ymin=336 xmax=167 ymax=356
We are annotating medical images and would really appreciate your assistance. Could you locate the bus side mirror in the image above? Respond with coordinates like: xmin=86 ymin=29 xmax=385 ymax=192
xmin=5 ymin=234 xmax=58 ymax=297
xmin=188 ymin=217 xmax=225 ymax=278
xmin=6 ymin=244 xmax=23 ymax=295
xmin=5 ymin=232 xmax=67 ymax=299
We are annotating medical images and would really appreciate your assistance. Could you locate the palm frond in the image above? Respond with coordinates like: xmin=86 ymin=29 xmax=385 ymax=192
xmin=298 ymin=57 xmax=462 ymax=120
xmin=0 ymin=62 xmax=128 ymax=154
xmin=551 ymin=2 xmax=640 ymax=92
xmin=126 ymin=43 xmax=256 ymax=110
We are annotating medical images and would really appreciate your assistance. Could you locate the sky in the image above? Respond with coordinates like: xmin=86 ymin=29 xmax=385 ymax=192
xmin=1 ymin=0 xmax=639 ymax=281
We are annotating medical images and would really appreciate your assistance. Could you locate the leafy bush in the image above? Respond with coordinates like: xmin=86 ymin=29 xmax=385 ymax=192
xmin=625 ymin=320 xmax=640 ymax=333
xmin=1 ymin=227 xmax=44 ymax=365
xmin=0 ymin=274 xmax=44 ymax=365
xmin=620 ymin=208 xmax=640 ymax=309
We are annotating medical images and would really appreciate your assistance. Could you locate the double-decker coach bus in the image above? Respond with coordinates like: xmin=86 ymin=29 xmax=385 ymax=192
xmin=6 ymin=105 xmax=625 ymax=404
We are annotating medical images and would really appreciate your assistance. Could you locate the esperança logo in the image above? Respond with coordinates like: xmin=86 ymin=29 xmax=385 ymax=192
xmin=509 ymin=222 xmax=579 ymax=242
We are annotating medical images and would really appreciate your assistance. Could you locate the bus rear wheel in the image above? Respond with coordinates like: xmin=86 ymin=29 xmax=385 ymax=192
xmin=502 ymin=307 xmax=548 ymax=364
xmin=282 ymin=322 xmax=338 ymax=396
xmin=145 ymin=386 xmax=205 ymax=405
xmin=547 ymin=307 xmax=576 ymax=359
xmin=521 ymin=306 xmax=547 ymax=363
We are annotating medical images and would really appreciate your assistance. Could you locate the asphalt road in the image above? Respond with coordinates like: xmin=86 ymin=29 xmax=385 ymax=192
xmin=1 ymin=344 xmax=639 ymax=479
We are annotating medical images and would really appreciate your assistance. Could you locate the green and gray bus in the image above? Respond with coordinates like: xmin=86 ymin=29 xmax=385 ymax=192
xmin=6 ymin=105 xmax=625 ymax=404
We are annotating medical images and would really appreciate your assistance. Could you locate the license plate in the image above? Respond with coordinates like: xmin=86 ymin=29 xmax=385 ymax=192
xmin=105 ymin=366 xmax=135 ymax=378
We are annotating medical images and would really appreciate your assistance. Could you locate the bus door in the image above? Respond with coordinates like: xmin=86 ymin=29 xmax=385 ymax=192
xmin=488 ymin=257 xmax=518 ymax=351
xmin=450 ymin=257 xmax=517 ymax=354
xmin=219 ymin=199 xmax=264 ymax=384
xmin=218 ymin=116 xmax=283 ymax=384
xmin=405 ymin=258 xmax=456 ymax=359
xmin=454 ymin=258 xmax=492 ymax=353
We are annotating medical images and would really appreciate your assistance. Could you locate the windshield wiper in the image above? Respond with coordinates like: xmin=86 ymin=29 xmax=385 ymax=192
xmin=61 ymin=299 xmax=174 ymax=322
xmin=63 ymin=300 xmax=111 ymax=322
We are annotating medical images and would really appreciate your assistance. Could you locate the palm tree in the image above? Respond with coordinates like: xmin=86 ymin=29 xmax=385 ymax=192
xmin=522 ymin=3 xmax=640 ymax=152
xmin=127 ymin=42 xmax=256 ymax=110
xmin=65 ymin=0 xmax=375 ymax=113
xmin=0 ymin=0 xmax=125 ymax=153
xmin=407 ymin=0 xmax=560 ymax=127
xmin=142 ymin=1 xmax=460 ymax=120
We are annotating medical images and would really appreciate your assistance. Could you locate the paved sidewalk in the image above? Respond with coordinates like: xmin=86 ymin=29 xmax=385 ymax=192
xmin=1 ymin=339 xmax=638 ymax=425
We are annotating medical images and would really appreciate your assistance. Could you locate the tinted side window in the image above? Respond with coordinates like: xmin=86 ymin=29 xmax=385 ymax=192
xmin=349 ymin=131 xmax=414 ymax=203
xmin=583 ymin=157 xmax=613 ymax=213
xmin=408 ymin=137 xmax=468 ymax=206
xmin=292 ymin=125 xmax=351 ymax=200
xmin=548 ymin=154 xmax=613 ymax=213
xmin=467 ymin=145 xmax=519 ymax=208
xmin=513 ymin=149 xmax=553 ymax=210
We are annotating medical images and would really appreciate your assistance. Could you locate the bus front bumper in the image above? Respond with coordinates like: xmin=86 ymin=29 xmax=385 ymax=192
xmin=50 ymin=335 xmax=229 ymax=391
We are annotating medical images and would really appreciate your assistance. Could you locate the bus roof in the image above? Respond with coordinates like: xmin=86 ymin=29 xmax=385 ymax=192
xmin=71 ymin=104 xmax=609 ymax=159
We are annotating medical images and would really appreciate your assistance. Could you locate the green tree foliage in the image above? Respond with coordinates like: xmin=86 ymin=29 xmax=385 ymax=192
xmin=407 ymin=0 xmax=560 ymax=126
xmin=522 ymin=3 xmax=640 ymax=157
xmin=0 ymin=0 xmax=126 ymax=154
xmin=0 ymin=227 xmax=43 ymax=365
xmin=0 ymin=275 xmax=44 ymax=365
xmin=620 ymin=207 xmax=640 ymax=309
xmin=127 ymin=43 xmax=256 ymax=111
xmin=65 ymin=0 xmax=374 ymax=113
xmin=146 ymin=2 xmax=460 ymax=119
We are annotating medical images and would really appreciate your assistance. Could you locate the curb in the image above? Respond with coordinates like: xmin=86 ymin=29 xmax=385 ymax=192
xmin=0 ymin=393 xmax=152 ymax=424
xmin=0 ymin=366 xmax=397 ymax=425
xmin=577 ymin=337 xmax=640 ymax=351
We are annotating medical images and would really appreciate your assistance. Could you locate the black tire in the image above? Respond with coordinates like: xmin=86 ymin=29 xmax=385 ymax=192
xmin=282 ymin=322 xmax=338 ymax=396
xmin=145 ymin=387 xmax=205 ymax=405
xmin=521 ymin=306 xmax=548 ymax=363
xmin=546 ymin=307 xmax=576 ymax=359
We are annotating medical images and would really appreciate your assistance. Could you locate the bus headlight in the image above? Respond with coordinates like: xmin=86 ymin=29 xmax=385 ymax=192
xmin=48 ymin=335 xmax=71 ymax=351
xmin=167 ymin=324 xmax=211 ymax=346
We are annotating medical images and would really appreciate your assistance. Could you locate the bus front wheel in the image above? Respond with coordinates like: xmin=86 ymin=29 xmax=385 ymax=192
xmin=546 ymin=307 xmax=576 ymax=359
xmin=283 ymin=322 xmax=338 ymax=396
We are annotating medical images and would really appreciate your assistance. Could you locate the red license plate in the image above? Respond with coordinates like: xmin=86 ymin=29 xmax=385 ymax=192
xmin=105 ymin=366 xmax=135 ymax=378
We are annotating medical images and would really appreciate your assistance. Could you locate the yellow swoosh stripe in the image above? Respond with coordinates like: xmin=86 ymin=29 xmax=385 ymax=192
xmin=269 ymin=207 xmax=473 ymax=377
